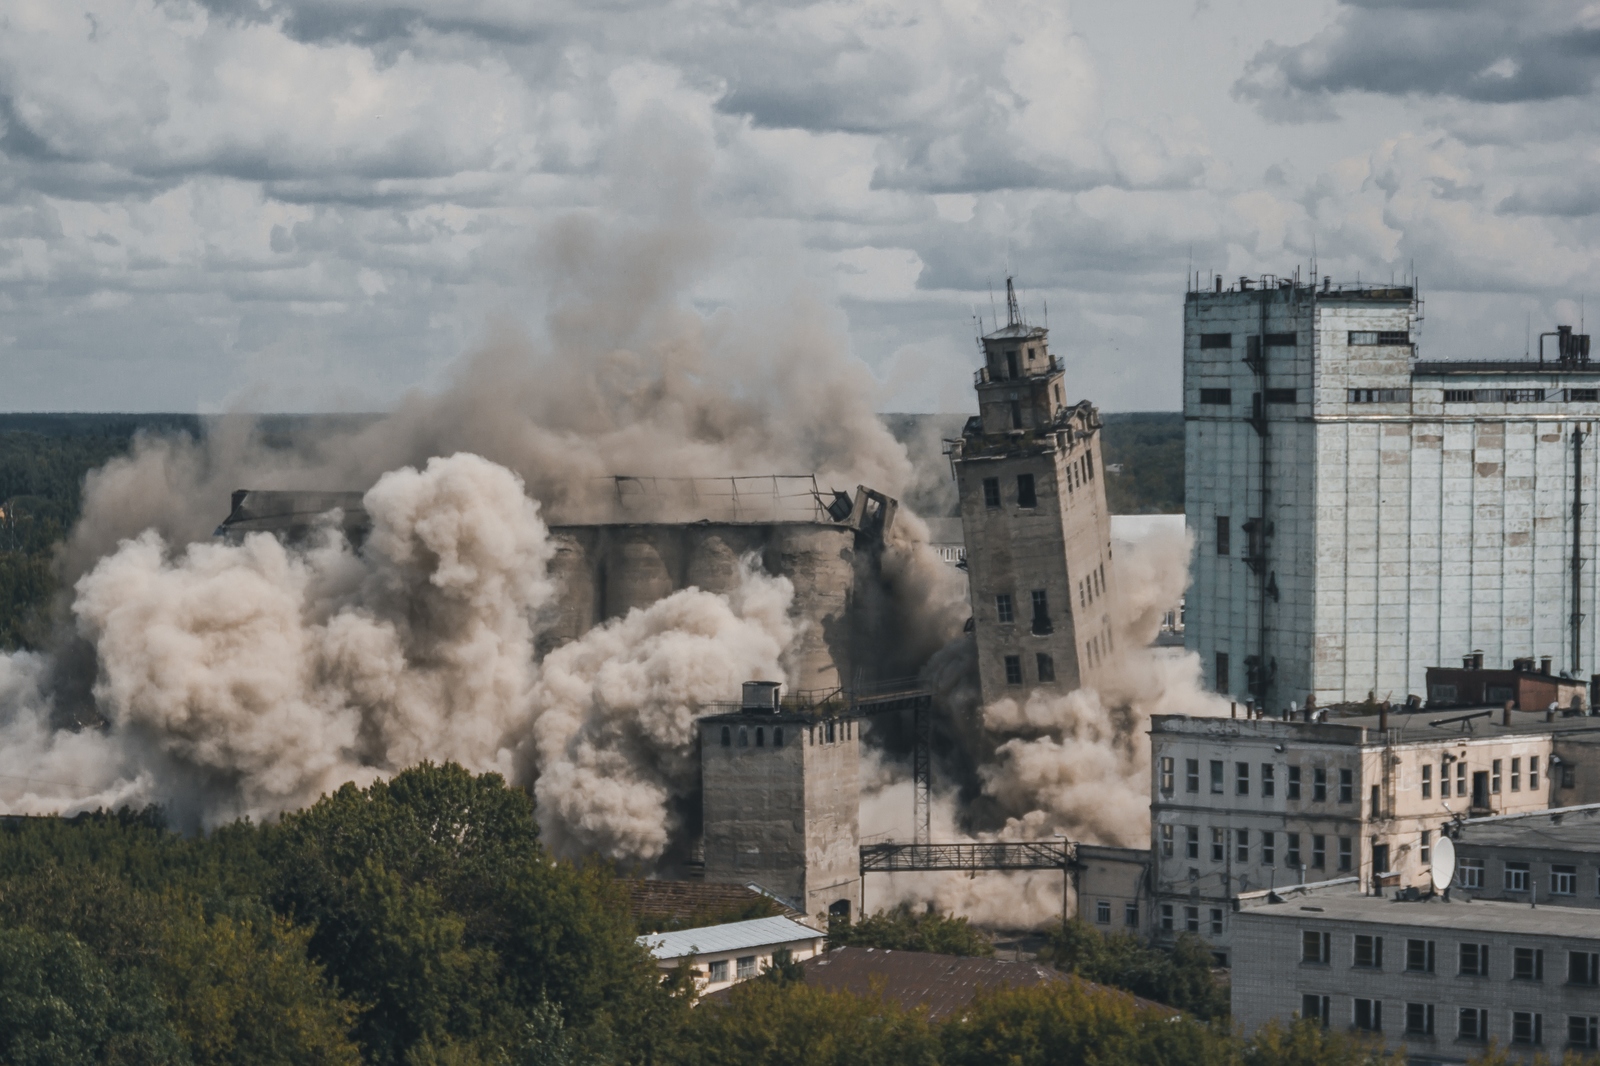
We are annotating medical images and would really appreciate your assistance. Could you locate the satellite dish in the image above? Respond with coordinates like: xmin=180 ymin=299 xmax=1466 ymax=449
xmin=1431 ymin=835 xmax=1456 ymax=893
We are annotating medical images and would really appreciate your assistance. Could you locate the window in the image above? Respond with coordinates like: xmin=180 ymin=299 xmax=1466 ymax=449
xmin=1262 ymin=832 xmax=1276 ymax=865
xmin=1311 ymin=835 xmax=1326 ymax=869
xmin=1010 ymin=400 xmax=1022 ymax=429
xmin=1354 ymin=934 xmax=1384 ymax=969
xmin=1095 ymin=900 xmax=1111 ymax=924
xmin=1513 ymin=1012 xmax=1544 ymax=1046
xmin=1210 ymin=760 xmax=1224 ymax=794
xmin=1313 ymin=768 xmax=1327 ymax=802
xmin=1210 ymin=908 xmax=1223 ymax=935
xmin=1302 ymin=994 xmax=1330 ymax=1028
xmin=1036 ymin=653 xmax=1056 ymax=683
xmin=1186 ymin=826 xmax=1199 ymax=859
xmin=1347 ymin=387 xmax=1411 ymax=403
xmin=1505 ymin=862 xmax=1530 ymax=892
xmin=1288 ymin=766 xmax=1301 ymax=801
xmin=1186 ymin=759 xmax=1200 ymax=793
xmin=983 ymin=478 xmax=1001 ymax=509
xmin=1161 ymin=904 xmax=1174 ymax=931
xmin=1439 ymin=761 xmax=1451 ymax=798
xmin=1457 ymin=760 xmax=1467 ymax=796
xmin=1160 ymin=824 xmax=1174 ymax=856
xmin=1511 ymin=757 xmax=1521 ymax=791
xmin=1531 ymin=756 xmax=1540 ymax=790
xmin=1503 ymin=389 xmax=1547 ymax=403
xmin=1235 ymin=828 xmax=1249 ymax=863
xmin=1553 ymin=865 xmax=1577 ymax=896
xmin=738 ymin=728 xmax=748 ymax=748
xmin=1199 ymin=387 xmax=1232 ymax=404
xmin=1160 ymin=757 xmax=1175 ymax=795
xmin=1406 ymin=939 xmax=1436 ymax=974
xmin=1492 ymin=759 xmax=1502 ymax=793
xmin=1458 ymin=859 xmax=1484 ymax=889
xmin=1030 ymin=590 xmax=1052 ymax=634
xmin=720 ymin=726 xmax=731 ymax=747
xmin=1338 ymin=837 xmax=1352 ymax=871
xmin=1514 ymin=947 xmax=1544 ymax=982
xmin=1370 ymin=784 xmax=1380 ymax=817
xmin=1421 ymin=764 xmax=1431 ymax=798
xmin=1199 ymin=333 xmax=1232 ymax=349
xmin=1420 ymin=830 xmax=1431 ymax=865
xmin=995 ymin=593 xmax=1014 ymax=624
xmin=1266 ymin=387 xmax=1297 ymax=403
xmin=1460 ymin=943 xmax=1489 ymax=977
xmin=774 ymin=727 xmax=783 ymax=748
xmin=736 ymin=956 xmax=757 ymax=979
xmin=1003 ymin=656 xmax=1022 ymax=685
xmin=1215 ymin=516 xmax=1230 ymax=556
xmin=1338 ymin=768 xmax=1353 ymax=803
xmin=1262 ymin=764 xmax=1276 ymax=797
xmin=1573 ymin=389 xmax=1600 ymax=403
xmin=1354 ymin=999 xmax=1382 ymax=1032
xmin=1287 ymin=833 xmax=1302 ymax=868
xmin=1303 ymin=930 xmax=1331 ymax=964
xmin=1236 ymin=762 xmax=1250 ymax=796
xmin=708 ymin=959 xmax=729 ymax=983
xmin=1215 ymin=652 xmax=1229 ymax=693
xmin=1184 ymin=906 xmax=1199 ymax=933
xmin=1444 ymin=389 xmax=1477 ymax=403
xmin=1349 ymin=330 xmax=1411 ymax=345
xmin=1211 ymin=827 xmax=1224 ymax=861
xmin=1406 ymin=1003 xmax=1435 ymax=1037
xmin=1016 ymin=474 xmax=1036 ymax=508
xmin=1124 ymin=903 xmax=1139 ymax=927
xmin=1571 ymin=1015 xmax=1598 ymax=1050
xmin=1569 ymin=952 xmax=1599 ymax=986
xmin=1460 ymin=1008 xmax=1488 ymax=1041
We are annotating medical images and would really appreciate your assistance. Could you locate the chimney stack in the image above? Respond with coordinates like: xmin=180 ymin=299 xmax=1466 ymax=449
xmin=1231 ymin=701 xmax=1237 ymax=720
xmin=1503 ymin=700 xmax=1513 ymax=727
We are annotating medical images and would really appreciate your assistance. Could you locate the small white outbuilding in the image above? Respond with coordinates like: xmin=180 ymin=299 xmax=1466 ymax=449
xmin=637 ymin=915 xmax=826 ymax=994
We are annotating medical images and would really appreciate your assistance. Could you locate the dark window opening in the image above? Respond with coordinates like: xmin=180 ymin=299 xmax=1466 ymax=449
xmin=1010 ymin=400 xmax=1022 ymax=429
xmin=1266 ymin=387 xmax=1297 ymax=403
xmin=1216 ymin=516 xmax=1230 ymax=555
xmin=754 ymin=727 xmax=764 ymax=748
xmin=1198 ymin=387 xmax=1231 ymax=405
xmin=1199 ymin=333 xmax=1232 ymax=349
xmin=1006 ymin=350 xmax=1019 ymax=378
xmin=996 ymin=593 xmax=1014 ymax=624
xmin=1265 ymin=332 xmax=1297 ymax=347
xmin=1349 ymin=330 xmax=1411 ymax=345
xmin=1036 ymin=653 xmax=1055 ymax=683
xmin=1016 ymin=474 xmax=1036 ymax=508
xmin=1405 ymin=1003 xmax=1434 ymax=1037
xmin=1347 ymin=388 xmax=1411 ymax=403
xmin=720 ymin=726 xmax=731 ymax=747
xmin=1572 ymin=389 xmax=1600 ymax=402
xmin=1030 ymin=589 xmax=1052 ymax=634
xmin=1215 ymin=652 xmax=1229 ymax=693
xmin=774 ymin=727 xmax=783 ymax=748
xmin=1003 ymin=655 xmax=1022 ymax=685
xmin=1444 ymin=389 xmax=1477 ymax=403
xmin=982 ymin=478 xmax=1001 ymax=509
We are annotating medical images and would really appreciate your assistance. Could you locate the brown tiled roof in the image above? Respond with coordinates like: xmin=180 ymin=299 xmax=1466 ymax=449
xmin=621 ymin=879 xmax=802 ymax=927
xmin=800 ymin=947 xmax=1060 ymax=1020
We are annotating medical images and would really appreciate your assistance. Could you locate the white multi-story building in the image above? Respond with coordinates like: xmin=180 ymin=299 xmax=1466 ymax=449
xmin=1184 ymin=275 xmax=1600 ymax=706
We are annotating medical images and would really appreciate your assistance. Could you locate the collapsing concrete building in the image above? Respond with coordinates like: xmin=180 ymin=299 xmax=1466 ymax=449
xmin=949 ymin=279 xmax=1119 ymax=702
xmin=217 ymin=477 xmax=899 ymax=694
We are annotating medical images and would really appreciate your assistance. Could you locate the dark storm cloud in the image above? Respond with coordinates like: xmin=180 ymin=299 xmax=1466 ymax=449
xmin=1235 ymin=0 xmax=1600 ymax=121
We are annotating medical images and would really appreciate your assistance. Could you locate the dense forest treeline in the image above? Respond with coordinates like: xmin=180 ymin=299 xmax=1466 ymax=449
xmin=0 ymin=762 xmax=1514 ymax=1066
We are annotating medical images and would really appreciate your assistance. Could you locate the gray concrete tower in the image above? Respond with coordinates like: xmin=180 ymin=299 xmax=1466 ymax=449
xmin=950 ymin=279 xmax=1119 ymax=702
xmin=700 ymin=682 xmax=862 ymax=920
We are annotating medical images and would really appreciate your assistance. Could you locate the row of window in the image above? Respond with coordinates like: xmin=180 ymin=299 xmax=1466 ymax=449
xmin=705 ymin=956 xmax=760 ymax=983
xmin=1196 ymin=388 xmax=1298 ymax=405
xmin=1002 ymin=653 xmax=1056 ymax=685
xmin=1077 ymin=563 xmax=1106 ymax=611
xmin=981 ymin=474 xmax=1037 ymax=510
xmin=1195 ymin=331 xmax=1409 ymax=350
xmin=1195 ymin=386 xmax=1600 ymax=408
xmin=1302 ymin=935 xmax=1600 ymax=986
xmin=1159 ymin=757 xmax=1352 ymax=803
xmin=718 ymin=719 xmax=853 ymax=749
xmin=1457 ymin=858 xmax=1587 ymax=896
xmin=1161 ymin=903 xmax=1226 ymax=935
xmin=1093 ymin=900 xmax=1140 ymax=927
xmin=1421 ymin=756 xmax=1540 ymax=798
xmin=1302 ymin=997 xmax=1585 ymax=1048
xmin=1160 ymin=823 xmax=1354 ymax=870
xmin=994 ymin=590 xmax=1053 ymax=634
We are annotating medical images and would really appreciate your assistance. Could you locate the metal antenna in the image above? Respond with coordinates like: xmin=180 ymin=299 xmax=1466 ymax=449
xmin=988 ymin=282 xmax=999 ymax=331
xmin=1005 ymin=276 xmax=1021 ymax=328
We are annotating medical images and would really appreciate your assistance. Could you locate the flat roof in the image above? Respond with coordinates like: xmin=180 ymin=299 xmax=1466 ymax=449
xmin=1414 ymin=361 xmax=1600 ymax=377
xmin=637 ymin=915 xmax=824 ymax=960
xmin=1239 ymin=888 xmax=1600 ymax=937
xmin=1152 ymin=708 xmax=1600 ymax=746
xmin=1456 ymin=805 xmax=1600 ymax=852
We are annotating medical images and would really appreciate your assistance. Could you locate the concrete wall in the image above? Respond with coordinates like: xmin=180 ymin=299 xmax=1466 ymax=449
xmin=1077 ymin=845 xmax=1152 ymax=936
xmin=1185 ymin=281 xmax=1600 ymax=706
xmin=540 ymin=522 xmax=856 ymax=692
xmin=700 ymin=713 xmax=862 ymax=920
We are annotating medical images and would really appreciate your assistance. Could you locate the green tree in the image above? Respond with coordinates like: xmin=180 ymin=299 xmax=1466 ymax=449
xmin=0 ymin=927 xmax=187 ymax=1066
xmin=1039 ymin=919 xmax=1229 ymax=1020
xmin=1243 ymin=1017 xmax=1401 ymax=1066
xmin=828 ymin=903 xmax=994 ymax=957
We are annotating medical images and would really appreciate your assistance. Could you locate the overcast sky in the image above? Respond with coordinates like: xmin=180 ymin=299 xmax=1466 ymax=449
xmin=2 ymin=0 xmax=1598 ymax=413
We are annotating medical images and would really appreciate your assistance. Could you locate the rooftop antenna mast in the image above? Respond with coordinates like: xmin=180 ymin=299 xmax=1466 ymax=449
xmin=988 ymin=282 xmax=999 ymax=334
xmin=1005 ymin=276 xmax=1021 ymax=328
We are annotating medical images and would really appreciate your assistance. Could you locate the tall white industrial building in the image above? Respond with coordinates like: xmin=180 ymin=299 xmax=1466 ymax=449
xmin=1184 ymin=275 xmax=1598 ymax=706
